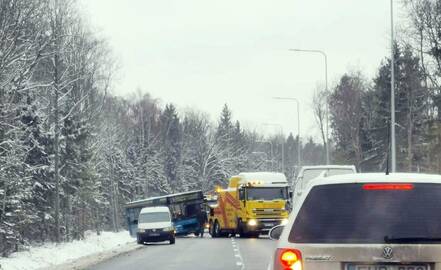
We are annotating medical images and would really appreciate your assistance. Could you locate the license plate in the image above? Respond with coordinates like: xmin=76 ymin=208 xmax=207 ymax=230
xmin=347 ymin=264 xmax=429 ymax=270
xmin=264 ymin=223 xmax=274 ymax=227
xmin=149 ymin=233 xmax=160 ymax=236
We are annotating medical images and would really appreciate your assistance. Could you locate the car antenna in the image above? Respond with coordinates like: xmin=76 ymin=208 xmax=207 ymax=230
xmin=385 ymin=118 xmax=391 ymax=176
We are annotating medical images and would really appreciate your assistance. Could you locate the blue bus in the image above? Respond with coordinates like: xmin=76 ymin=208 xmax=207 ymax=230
xmin=125 ymin=190 xmax=206 ymax=237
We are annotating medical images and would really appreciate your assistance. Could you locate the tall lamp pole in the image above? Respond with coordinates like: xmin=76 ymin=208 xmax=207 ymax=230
xmin=289 ymin=48 xmax=330 ymax=165
xmin=390 ymin=0 xmax=397 ymax=172
xmin=272 ymin=97 xmax=302 ymax=168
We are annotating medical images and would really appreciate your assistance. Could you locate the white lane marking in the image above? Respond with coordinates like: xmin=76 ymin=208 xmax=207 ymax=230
xmin=231 ymin=237 xmax=245 ymax=270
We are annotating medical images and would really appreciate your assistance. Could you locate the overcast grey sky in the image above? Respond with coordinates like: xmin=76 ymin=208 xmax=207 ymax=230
xmin=81 ymin=0 xmax=406 ymax=140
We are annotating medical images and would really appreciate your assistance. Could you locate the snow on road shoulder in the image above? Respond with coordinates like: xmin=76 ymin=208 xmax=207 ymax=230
xmin=0 ymin=231 xmax=135 ymax=270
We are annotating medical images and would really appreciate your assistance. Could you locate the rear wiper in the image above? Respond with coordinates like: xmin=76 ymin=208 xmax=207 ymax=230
xmin=384 ymin=235 xmax=441 ymax=243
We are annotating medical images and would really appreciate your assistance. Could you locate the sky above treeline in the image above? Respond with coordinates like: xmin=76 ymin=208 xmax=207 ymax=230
xmin=81 ymin=0 xmax=407 ymax=140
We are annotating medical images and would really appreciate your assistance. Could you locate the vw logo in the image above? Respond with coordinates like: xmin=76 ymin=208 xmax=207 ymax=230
xmin=383 ymin=246 xmax=393 ymax=259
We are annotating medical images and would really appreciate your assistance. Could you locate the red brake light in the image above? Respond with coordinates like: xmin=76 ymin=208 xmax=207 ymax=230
xmin=274 ymin=248 xmax=302 ymax=270
xmin=362 ymin=183 xmax=414 ymax=190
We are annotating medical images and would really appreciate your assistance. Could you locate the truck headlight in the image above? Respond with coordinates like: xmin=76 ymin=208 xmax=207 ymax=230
xmin=281 ymin=218 xmax=289 ymax=225
xmin=247 ymin=219 xmax=257 ymax=226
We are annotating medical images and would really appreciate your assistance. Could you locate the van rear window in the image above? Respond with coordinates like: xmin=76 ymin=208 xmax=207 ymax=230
xmin=289 ymin=183 xmax=441 ymax=244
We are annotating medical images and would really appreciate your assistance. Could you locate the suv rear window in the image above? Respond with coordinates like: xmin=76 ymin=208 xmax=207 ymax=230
xmin=289 ymin=183 xmax=441 ymax=244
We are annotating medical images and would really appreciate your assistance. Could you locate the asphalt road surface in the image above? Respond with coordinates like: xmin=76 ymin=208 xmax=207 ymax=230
xmin=86 ymin=234 xmax=277 ymax=270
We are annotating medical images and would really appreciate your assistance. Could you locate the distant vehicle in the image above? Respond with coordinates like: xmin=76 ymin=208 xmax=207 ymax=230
xmin=136 ymin=206 xmax=175 ymax=245
xmin=125 ymin=190 xmax=206 ymax=237
xmin=268 ymin=173 xmax=441 ymax=270
xmin=292 ymin=165 xmax=356 ymax=203
xmin=208 ymin=172 xmax=290 ymax=238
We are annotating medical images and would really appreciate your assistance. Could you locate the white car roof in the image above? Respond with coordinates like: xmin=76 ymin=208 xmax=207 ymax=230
xmin=140 ymin=206 xmax=170 ymax=214
xmin=308 ymin=173 xmax=441 ymax=187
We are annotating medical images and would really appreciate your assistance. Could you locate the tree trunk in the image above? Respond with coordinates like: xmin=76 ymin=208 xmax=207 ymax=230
xmin=1 ymin=172 xmax=8 ymax=220
xmin=52 ymin=0 xmax=63 ymax=243
xmin=109 ymin=159 xmax=119 ymax=232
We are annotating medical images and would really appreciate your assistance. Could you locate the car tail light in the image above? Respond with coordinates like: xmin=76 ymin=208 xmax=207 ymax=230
xmin=363 ymin=183 xmax=414 ymax=190
xmin=274 ymin=248 xmax=302 ymax=270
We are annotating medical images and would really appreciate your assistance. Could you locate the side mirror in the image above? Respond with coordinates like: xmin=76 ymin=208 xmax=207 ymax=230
xmin=269 ymin=225 xmax=284 ymax=240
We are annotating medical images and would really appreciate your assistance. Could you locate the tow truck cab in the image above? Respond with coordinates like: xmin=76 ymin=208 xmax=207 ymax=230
xmin=209 ymin=172 xmax=290 ymax=238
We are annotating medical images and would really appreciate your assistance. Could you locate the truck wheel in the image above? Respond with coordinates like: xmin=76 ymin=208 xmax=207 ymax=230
xmin=194 ymin=231 xmax=200 ymax=237
xmin=170 ymin=237 xmax=175 ymax=245
xmin=213 ymin=221 xmax=221 ymax=238
xmin=237 ymin=220 xmax=247 ymax=238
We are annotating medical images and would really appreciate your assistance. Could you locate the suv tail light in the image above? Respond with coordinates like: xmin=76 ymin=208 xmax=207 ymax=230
xmin=274 ymin=248 xmax=303 ymax=270
xmin=363 ymin=183 xmax=414 ymax=190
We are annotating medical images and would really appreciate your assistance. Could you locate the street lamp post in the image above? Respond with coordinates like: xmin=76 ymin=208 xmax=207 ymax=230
xmin=272 ymin=97 xmax=302 ymax=168
xmin=390 ymin=0 xmax=397 ymax=172
xmin=263 ymin=123 xmax=285 ymax=173
xmin=289 ymin=48 xmax=330 ymax=165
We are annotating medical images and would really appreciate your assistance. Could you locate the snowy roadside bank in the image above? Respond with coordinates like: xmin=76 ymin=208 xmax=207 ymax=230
xmin=0 ymin=231 xmax=138 ymax=270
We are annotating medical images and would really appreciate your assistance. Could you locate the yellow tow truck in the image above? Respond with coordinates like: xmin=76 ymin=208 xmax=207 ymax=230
xmin=208 ymin=172 xmax=290 ymax=238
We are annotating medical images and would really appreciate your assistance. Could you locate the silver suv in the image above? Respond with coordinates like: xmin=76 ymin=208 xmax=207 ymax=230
xmin=269 ymin=173 xmax=441 ymax=270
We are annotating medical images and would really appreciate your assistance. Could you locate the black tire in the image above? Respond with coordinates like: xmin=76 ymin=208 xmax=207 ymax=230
xmin=199 ymin=229 xmax=204 ymax=238
xmin=194 ymin=231 xmax=200 ymax=237
xmin=213 ymin=220 xmax=221 ymax=238
xmin=136 ymin=234 xmax=143 ymax=245
xmin=237 ymin=219 xmax=247 ymax=238
xmin=170 ymin=237 xmax=175 ymax=245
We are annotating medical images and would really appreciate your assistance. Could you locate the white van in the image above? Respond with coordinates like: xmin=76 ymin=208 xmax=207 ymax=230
xmin=292 ymin=165 xmax=357 ymax=204
xmin=136 ymin=206 xmax=175 ymax=245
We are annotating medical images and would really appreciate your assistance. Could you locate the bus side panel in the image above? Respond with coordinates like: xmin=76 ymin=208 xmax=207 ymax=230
xmin=126 ymin=207 xmax=142 ymax=237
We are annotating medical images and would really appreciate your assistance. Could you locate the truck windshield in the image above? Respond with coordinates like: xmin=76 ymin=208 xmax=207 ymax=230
xmin=139 ymin=212 xmax=170 ymax=223
xmin=246 ymin=187 xmax=288 ymax=201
